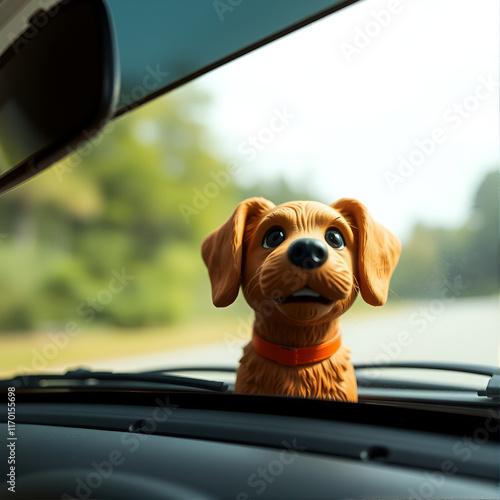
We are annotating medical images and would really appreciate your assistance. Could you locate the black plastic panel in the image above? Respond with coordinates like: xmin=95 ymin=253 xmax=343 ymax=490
xmin=1 ymin=422 xmax=498 ymax=499
xmin=1 ymin=387 xmax=499 ymax=499
xmin=0 ymin=0 xmax=118 ymax=194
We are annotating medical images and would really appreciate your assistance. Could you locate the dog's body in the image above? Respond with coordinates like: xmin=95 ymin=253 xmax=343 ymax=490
xmin=202 ymin=198 xmax=401 ymax=402
xmin=235 ymin=326 xmax=357 ymax=401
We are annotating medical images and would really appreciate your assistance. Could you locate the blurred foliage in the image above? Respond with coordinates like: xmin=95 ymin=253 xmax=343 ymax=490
xmin=0 ymin=90 xmax=316 ymax=332
xmin=0 ymin=91 xmax=235 ymax=330
xmin=0 ymin=89 xmax=497 ymax=332
xmin=390 ymin=170 xmax=499 ymax=299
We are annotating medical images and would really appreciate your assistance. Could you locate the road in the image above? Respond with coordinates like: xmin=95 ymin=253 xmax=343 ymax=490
xmin=88 ymin=296 xmax=499 ymax=378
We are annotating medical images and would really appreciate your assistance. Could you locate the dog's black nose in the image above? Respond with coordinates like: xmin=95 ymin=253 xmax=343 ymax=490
xmin=287 ymin=238 xmax=328 ymax=270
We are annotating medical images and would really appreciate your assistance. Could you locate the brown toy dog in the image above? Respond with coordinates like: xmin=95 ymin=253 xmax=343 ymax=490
xmin=202 ymin=198 xmax=401 ymax=402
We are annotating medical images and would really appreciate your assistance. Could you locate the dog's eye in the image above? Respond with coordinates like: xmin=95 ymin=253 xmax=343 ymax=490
xmin=263 ymin=227 xmax=286 ymax=249
xmin=325 ymin=228 xmax=345 ymax=250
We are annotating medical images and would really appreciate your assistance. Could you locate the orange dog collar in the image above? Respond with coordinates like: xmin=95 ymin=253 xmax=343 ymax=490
xmin=252 ymin=329 xmax=342 ymax=366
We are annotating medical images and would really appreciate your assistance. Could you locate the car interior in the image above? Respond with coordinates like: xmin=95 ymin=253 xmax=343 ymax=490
xmin=0 ymin=0 xmax=499 ymax=498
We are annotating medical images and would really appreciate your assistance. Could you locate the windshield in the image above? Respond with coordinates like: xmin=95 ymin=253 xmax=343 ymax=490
xmin=0 ymin=0 xmax=498 ymax=391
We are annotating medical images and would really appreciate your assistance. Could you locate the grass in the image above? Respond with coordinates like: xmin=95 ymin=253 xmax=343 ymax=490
xmin=0 ymin=317 xmax=247 ymax=378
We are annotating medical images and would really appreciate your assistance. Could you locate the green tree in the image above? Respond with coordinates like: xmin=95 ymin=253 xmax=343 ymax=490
xmin=390 ymin=168 xmax=499 ymax=299
xmin=0 ymin=91 xmax=245 ymax=330
xmin=460 ymin=170 xmax=499 ymax=295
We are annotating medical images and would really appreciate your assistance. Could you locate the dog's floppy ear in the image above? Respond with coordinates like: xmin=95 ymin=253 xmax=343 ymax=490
xmin=331 ymin=198 xmax=401 ymax=306
xmin=202 ymin=197 xmax=275 ymax=307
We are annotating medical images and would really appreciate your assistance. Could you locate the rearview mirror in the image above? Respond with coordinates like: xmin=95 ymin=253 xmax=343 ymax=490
xmin=0 ymin=0 xmax=119 ymax=194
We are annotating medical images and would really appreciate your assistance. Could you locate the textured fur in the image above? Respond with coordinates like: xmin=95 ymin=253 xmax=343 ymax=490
xmin=235 ymin=343 xmax=357 ymax=401
xmin=202 ymin=198 xmax=401 ymax=402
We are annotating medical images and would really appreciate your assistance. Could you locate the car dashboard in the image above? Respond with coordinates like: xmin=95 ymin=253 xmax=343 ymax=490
xmin=2 ymin=387 xmax=499 ymax=499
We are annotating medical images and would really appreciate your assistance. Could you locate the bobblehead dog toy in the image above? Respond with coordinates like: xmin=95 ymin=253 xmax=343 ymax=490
xmin=202 ymin=198 xmax=401 ymax=402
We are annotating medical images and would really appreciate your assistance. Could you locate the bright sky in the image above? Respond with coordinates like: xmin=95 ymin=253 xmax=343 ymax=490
xmin=194 ymin=0 xmax=499 ymax=241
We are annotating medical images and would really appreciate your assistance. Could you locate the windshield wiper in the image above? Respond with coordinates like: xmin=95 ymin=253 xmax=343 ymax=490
xmin=5 ymin=362 xmax=497 ymax=398
xmin=354 ymin=361 xmax=500 ymax=398
xmin=0 ymin=368 xmax=228 ymax=393
xmin=157 ymin=363 xmax=500 ymax=398
xmin=147 ymin=366 xmax=237 ymax=374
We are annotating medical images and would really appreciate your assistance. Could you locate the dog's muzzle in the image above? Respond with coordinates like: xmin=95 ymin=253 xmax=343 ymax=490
xmin=287 ymin=238 xmax=328 ymax=270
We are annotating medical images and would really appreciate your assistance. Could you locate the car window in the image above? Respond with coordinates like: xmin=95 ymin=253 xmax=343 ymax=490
xmin=106 ymin=0 xmax=351 ymax=112
xmin=0 ymin=0 xmax=498 ymax=388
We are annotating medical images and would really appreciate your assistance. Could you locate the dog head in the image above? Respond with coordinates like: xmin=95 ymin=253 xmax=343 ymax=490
xmin=202 ymin=197 xmax=401 ymax=325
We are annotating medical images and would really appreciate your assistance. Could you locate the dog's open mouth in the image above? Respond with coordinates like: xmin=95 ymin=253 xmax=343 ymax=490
xmin=275 ymin=287 xmax=331 ymax=305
